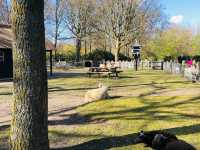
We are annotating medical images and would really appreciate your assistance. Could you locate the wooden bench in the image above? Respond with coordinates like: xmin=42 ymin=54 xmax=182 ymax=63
xmin=108 ymin=70 xmax=123 ymax=78
xmin=87 ymin=67 xmax=123 ymax=78
xmin=87 ymin=71 xmax=110 ymax=78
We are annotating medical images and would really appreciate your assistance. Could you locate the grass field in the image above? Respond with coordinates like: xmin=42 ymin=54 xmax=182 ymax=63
xmin=1 ymin=69 xmax=200 ymax=149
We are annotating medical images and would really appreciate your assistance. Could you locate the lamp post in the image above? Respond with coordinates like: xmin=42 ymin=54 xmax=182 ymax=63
xmin=132 ymin=40 xmax=142 ymax=71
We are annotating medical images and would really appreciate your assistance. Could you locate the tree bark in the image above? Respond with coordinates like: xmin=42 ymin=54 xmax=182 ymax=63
xmin=76 ymin=38 xmax=81 ymax=62
xmin=54 ymin=0 xmax=59 ymax=61
xmin=115 ymin=39 xmax=121 ymax=62
xmin=84 ymin=40 xmax=87 ymax=56
xmin=89 ymin=41 xmax=92 ymax=53
xmin=10 ymin=0 xmax=49 ymax=150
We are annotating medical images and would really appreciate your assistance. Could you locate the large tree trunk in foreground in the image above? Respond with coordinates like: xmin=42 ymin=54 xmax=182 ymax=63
xmin=10 ymin=0 xmax=49 ymax=150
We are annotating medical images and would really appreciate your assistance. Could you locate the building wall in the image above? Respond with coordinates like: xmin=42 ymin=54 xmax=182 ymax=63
xmin=0 ymin=49 xmax=13 ymax=78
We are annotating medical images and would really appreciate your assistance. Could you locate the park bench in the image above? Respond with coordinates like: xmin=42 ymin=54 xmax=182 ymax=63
xmin=87 ymin=67 xmax=123 ymax=78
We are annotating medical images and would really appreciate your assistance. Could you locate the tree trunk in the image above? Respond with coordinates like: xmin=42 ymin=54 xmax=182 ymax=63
xmin=84 ymin=40 xmax=87 ymax=56
xmin=89 ymin=41 xmax=92 ymax=53
xmin=104 ymin=38 xmax=107 ymax=51
xmin=115 ymin=39 xmax=121 ymax=62
xmin=76 ymin=38 xmax=81 ymax=62
xmin=54 ymin=0 xmax=59 ymax=61
xmin=10 ymin=0 xmax=49 ymax=150
xmin=89 ymin=37 xmax=92 ymax=53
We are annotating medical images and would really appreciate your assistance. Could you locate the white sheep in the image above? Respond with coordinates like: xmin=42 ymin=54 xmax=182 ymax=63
xmin=84 ymin=83 xmax=109 ymax=103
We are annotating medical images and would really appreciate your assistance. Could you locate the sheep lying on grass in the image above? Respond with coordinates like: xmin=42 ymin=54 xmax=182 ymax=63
xmin=84 ymin=83 xmax=109 ymax=103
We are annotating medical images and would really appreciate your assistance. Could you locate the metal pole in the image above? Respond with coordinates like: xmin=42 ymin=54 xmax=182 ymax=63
xmin=135 ymin=57 xmax=138 ymax=71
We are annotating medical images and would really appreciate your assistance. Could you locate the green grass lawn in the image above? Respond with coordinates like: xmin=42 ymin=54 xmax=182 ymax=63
xmin=1 ymin=69 xmax=200 ymax=149
xmin=48 ymin=70 xmax=200 ymax=149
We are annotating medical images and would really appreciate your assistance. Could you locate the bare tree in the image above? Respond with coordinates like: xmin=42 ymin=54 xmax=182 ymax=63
xmin=134 ymin=0 xmax=165 ymax=43
xmin=45 ymin=0 xmax=67 ymax=60
xmin=0 ymin=0 xmax=11 ymax=24
xmin=94 ymin=0 xmax=137 ymax=61
xmin=10 ymin=0 xmax=49 ymax=149
xmin=93 ymin=0 xmax=164 ymax=61
xmin=64 ymin=0 xmax=95 ymax=62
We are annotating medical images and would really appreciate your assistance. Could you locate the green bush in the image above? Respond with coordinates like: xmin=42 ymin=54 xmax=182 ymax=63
xmin=118 ymin=53 xmax=131 ymax=61
xmin=56 ymin=51 xmax=77 ymax=62
xmin=84 ymin=49 xmax=114 ymax=61
xmin=84 ymin=49 xmax=131 ymax=61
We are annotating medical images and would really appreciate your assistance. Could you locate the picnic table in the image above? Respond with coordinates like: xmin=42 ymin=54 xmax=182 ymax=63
xmin=87 ymin=67 xmax=123 ymax=78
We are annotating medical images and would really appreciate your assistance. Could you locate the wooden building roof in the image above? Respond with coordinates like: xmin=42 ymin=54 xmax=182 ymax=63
xmin=0 ymin=24 xmax=55 ymax=50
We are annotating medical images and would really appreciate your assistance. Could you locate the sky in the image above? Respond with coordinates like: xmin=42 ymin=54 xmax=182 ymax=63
xmin=162 ymin=0 xmax=200 ymax=27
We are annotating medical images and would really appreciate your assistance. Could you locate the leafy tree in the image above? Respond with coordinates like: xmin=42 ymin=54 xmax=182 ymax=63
xmin=191 ymin=33 xmax=200 ymax=55
xmin=85 ymin=49 xmax=114 ymax=61
xmin=144 ymin=26 xmax=193 ymax=60
xmin=56 ymin=43 xmax=78 ymax=61
xmin=84 ymin=48 xmax=131 ymax=62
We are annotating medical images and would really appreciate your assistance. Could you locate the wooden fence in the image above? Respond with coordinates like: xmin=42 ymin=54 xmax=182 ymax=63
xmin=105 ymin=60 xmax=164 ymax=70
xmin=52 ymin=60 xmax=164 ymax=70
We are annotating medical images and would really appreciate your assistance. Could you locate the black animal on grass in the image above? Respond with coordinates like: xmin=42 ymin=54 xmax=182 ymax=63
xmin=134 ymin=130 xmax=196 ymax=150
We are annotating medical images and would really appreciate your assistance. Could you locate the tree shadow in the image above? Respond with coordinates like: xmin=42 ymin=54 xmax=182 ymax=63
xmin=48 ymin=98 xmax=115 ymax=126
xmin=0 ymin=124 xmax=9 ymax=131
xmin=110 ymin=80 xmax=190 ymax=89
xmin=48 ymin=113 xmax=95 ymax=126
xmin=50 ymin=124 xmax=200 ymax=150
xmin=0 ymin=78 xmax=12 ymax=82
xmin=0 ymin=124 xmax=9 ymax=150
xmin=48 ymin=86 xmax=94 ymax=92
xmin=48 ymin=72 xmax=87 ymax=80
xmin=51 ymin=132 xmax=138 ymax=150
xmin=0 ymin=92 xmax=12 ymax=96
xmin=48 ymin=92 xmax=200 ymax=126
xmin=119 ymin=76 xmax=137 ymax=79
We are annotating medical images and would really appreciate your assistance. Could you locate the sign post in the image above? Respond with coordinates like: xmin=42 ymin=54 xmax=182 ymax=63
xmin=132 ymin=40 xmax=142 ymax=71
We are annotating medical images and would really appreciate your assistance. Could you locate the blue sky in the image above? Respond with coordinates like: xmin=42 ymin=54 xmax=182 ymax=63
xmin=162 ymin=0 xmax=200 ymax=26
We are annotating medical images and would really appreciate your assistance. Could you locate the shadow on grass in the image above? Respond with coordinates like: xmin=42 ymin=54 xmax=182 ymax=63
xmin=48 ymin=72 xmax=87 ymax=80
xmin=48 ymin=80 xmax=192 ymax=93
xmin=48 ymin=99 xmax=114 ymax=125
xmin=51 ymin=132 xmax=138 ymax=150
xmin=0 ymin=124 xmax=9 ymax=131
xmin=1 ymin=124 xmax=199 ymax=150
xmin=48 ymin=86 xmax=94 ymax=92
xmin=0 ymin=78 xmax=12 ymax=82
xmin=0 ymin=92 xmax=12 ymax=96
xmin=48 ymin=113 xmax=94 ymax=126
xmin=111 ymin=80 xmax=191 ymax=88
xmin=51 ymin=124 xmax=200 ymax=150
xmin=0 ymin=124 xmax=9 ymax=150
xmin=48 ymin=92 xmax=200 ymax=126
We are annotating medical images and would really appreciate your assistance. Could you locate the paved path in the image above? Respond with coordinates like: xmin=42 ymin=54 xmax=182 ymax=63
xmin=0 ymin=69 xmax=88 ymax=127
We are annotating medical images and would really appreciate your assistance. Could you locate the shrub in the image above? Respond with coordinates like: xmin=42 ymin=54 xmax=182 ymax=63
xmin=55 ymin=50 xmax=77 ymax=62
xmin=84 ymin=49 xmax=131 ymax=61
xmin=192 ymin=55 xmax=200 ymax=62
xmin=118 ymin=53 xmax=131 ymax=61
xmin=84 ymin=49 xmax=114 ymax=61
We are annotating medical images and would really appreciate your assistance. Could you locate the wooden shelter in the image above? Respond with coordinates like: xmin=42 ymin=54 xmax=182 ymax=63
xmin=0 ymin=24 xmax=55 ymax=78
